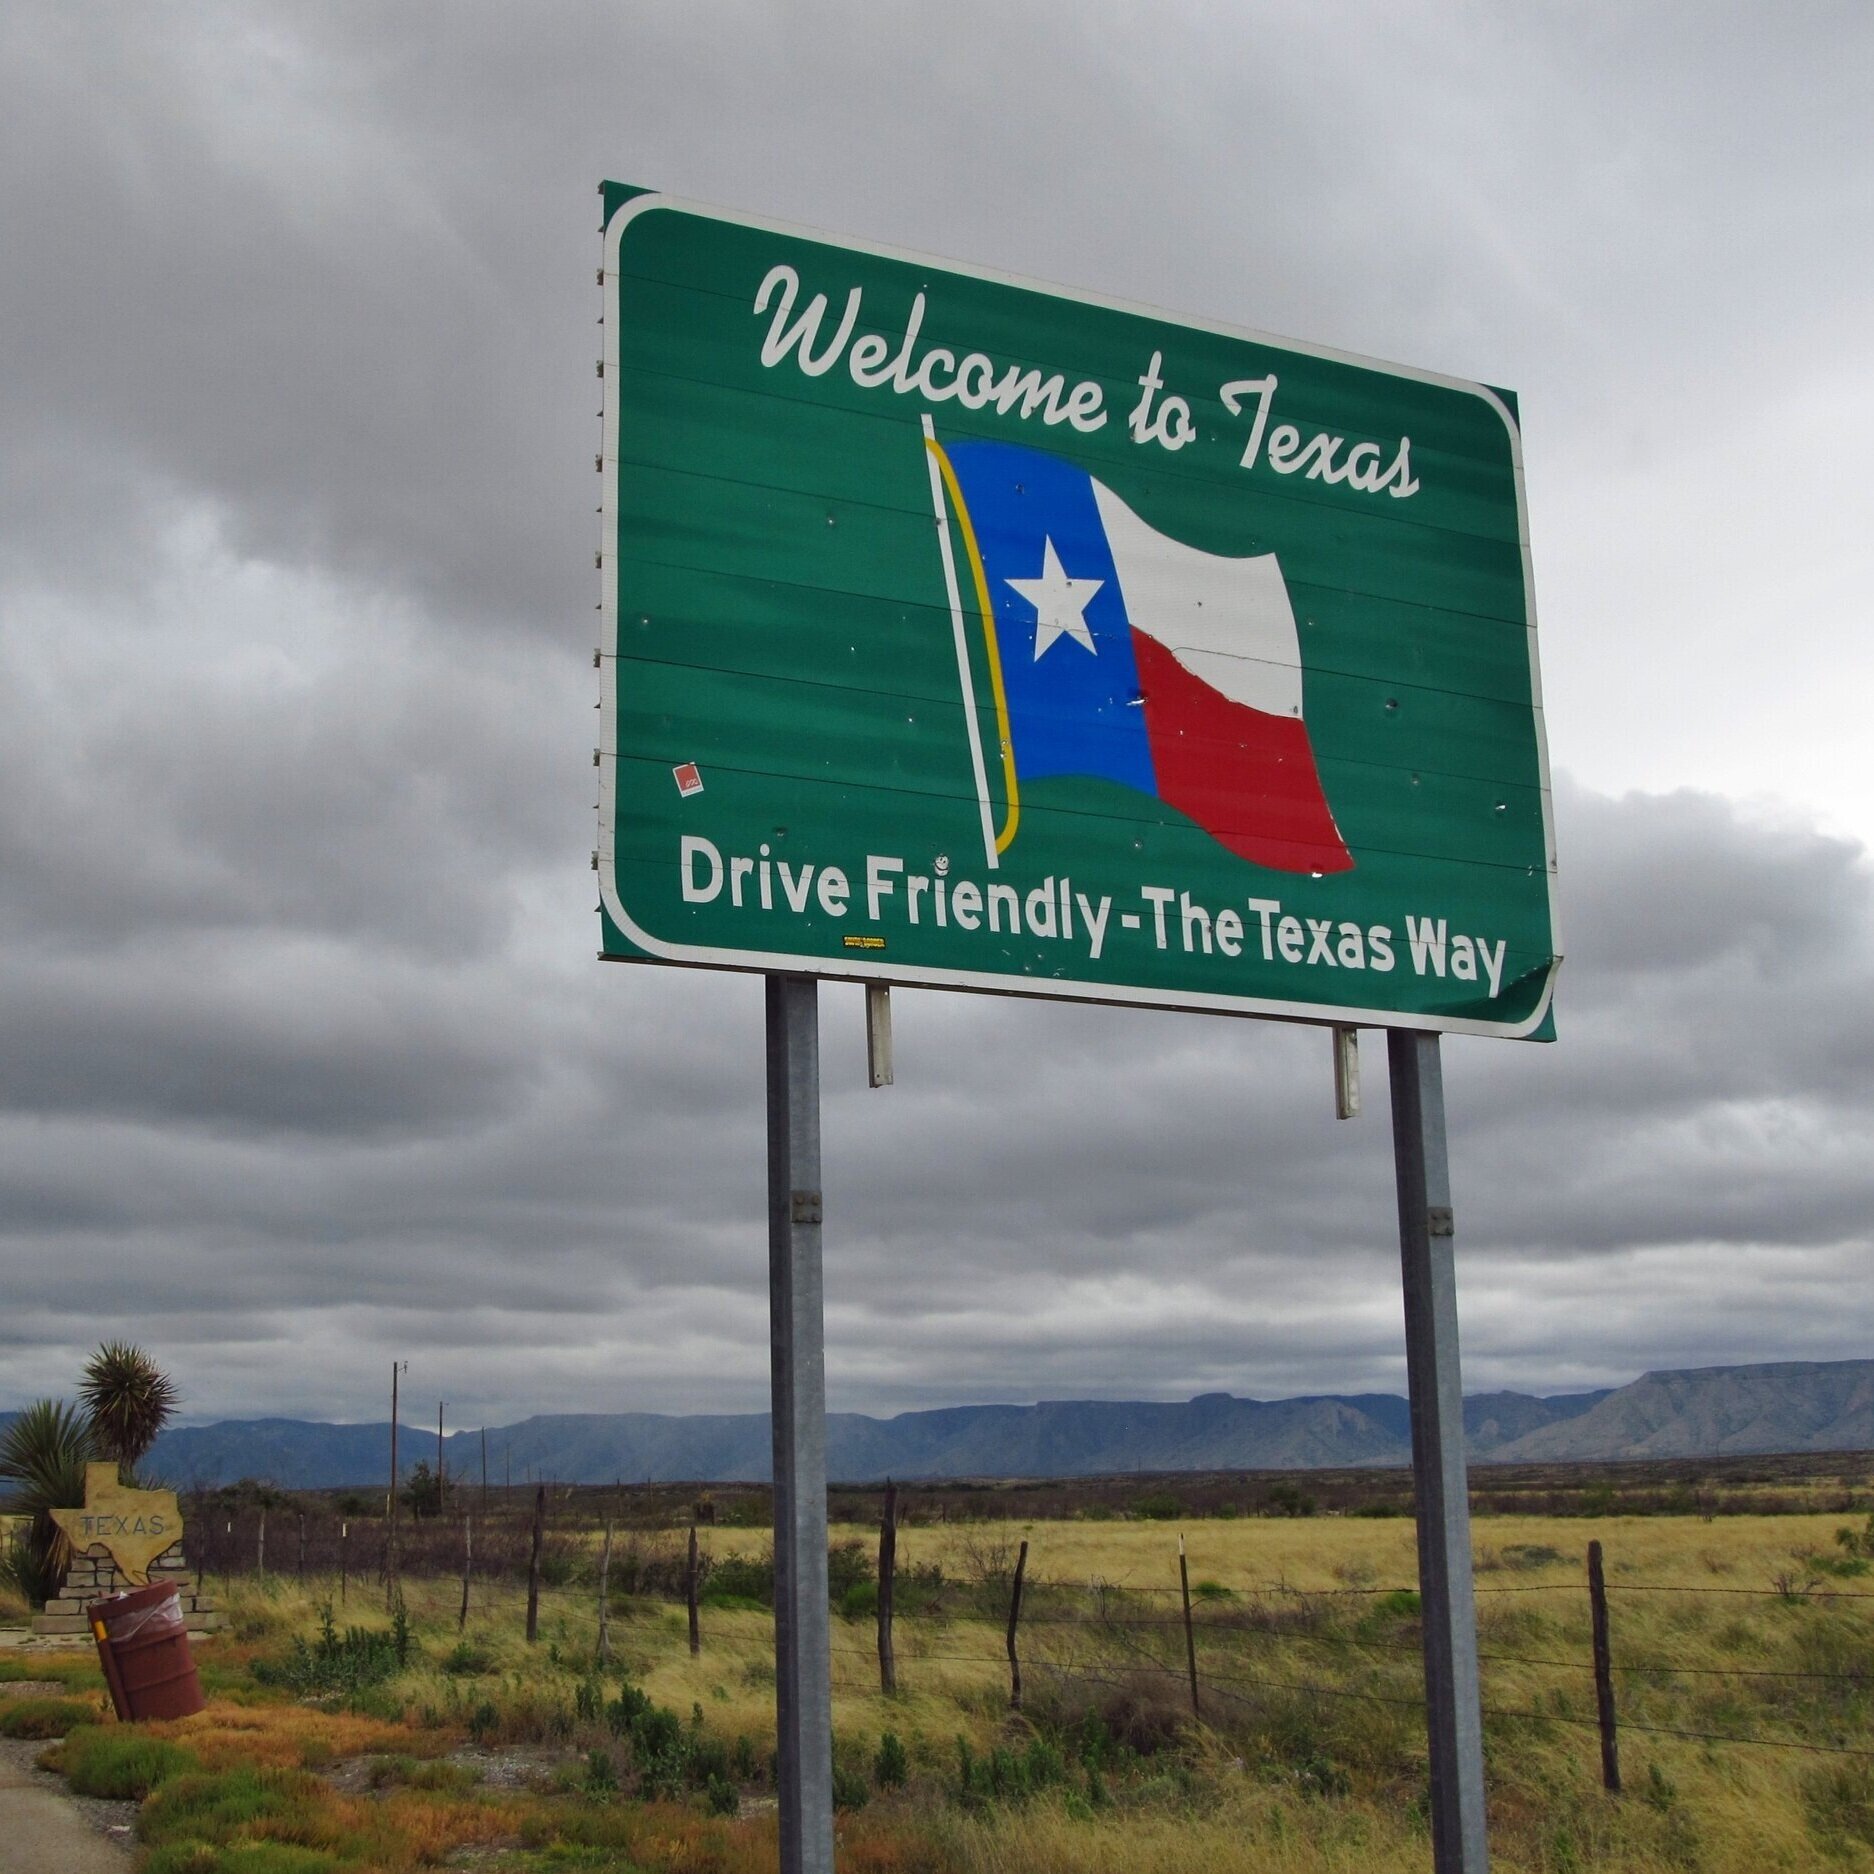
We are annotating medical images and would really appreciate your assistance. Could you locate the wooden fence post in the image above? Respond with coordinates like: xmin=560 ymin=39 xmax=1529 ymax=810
xmin=458 ymin=1515 xmax=472 ymax=1632
xmin=1588 ymin=1539 xmax=1621 ymax=1792
xmin=297 ymin=1511 xmax=306 ymax=1583
xmin=525 ymin=1484 xmax=545 ymax=1643
xmin=340 ymin=1522 xmax=349 ymax=1604
xmin=257 ymin=1505 xmax=267 ymax=1577
xmin=686 ymin=1523 xmax=701 ymax=1656
xmin=597 ymin=1516 xmax=614 ymax=1665
xmin=877 ymin=1480 xmax=898 ymax=1696
xmin=1178 ymin=1533 xmax=1200 ymax=1719
xmin=1005 ymin=1538 xmax=1029 ymax=1712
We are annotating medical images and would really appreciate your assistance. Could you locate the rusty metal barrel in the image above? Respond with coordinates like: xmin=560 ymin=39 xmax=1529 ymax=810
xmin=88 ymin=1583 xmax=204 ymax=1721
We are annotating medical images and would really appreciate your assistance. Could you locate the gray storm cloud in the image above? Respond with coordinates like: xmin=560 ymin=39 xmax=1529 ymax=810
xmin=3 ymin=0 xmax=1871 ymax=1427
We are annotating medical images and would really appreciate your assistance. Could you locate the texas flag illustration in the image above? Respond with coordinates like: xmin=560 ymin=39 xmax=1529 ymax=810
xmin=943 ymin=438 xmax=1352 ymax=875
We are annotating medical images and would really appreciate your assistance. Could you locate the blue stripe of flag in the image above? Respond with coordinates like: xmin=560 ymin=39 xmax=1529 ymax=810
xmin=945 ymin=440 xmax=1157 ymax=799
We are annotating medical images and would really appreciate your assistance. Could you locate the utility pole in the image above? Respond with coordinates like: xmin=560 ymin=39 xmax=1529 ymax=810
xmin=437 ymin=1401 xmax=446 ymax=1506
xmin=387 ymin=1360 xmax=407 ymax=1609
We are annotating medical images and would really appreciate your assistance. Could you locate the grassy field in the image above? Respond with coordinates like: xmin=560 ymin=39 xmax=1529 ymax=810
xmin=4 ymin=1501 xmax=1871 ymax=1872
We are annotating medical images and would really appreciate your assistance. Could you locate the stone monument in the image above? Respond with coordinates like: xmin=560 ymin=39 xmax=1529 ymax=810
xmin=32 ymin=1461 xmax=219 ymax=1636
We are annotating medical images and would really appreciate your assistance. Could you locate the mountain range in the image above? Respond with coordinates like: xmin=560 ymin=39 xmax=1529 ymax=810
xmin=24 ymin=1357 xmax=1860 ymax=1490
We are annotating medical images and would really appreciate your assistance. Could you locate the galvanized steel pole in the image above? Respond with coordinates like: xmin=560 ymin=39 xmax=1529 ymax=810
xmin=1389 ymin=1029 xmax=1489 ymax=1873
xmin=766 ymin=975 xmax=835 ymax=1874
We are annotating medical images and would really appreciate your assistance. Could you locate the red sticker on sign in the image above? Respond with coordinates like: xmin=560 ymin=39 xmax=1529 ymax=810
xmin=672 ymin=762 xmax=704 ymax=797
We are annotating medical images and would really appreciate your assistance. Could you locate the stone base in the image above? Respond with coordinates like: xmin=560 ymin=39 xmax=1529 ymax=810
xmin=31 ymin=1541 xmax=220 ymax=1637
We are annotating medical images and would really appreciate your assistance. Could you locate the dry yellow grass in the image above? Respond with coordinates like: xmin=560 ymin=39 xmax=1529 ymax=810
xmin=124 ymin=1507 xmax=1874 ymax=1873
xmin=828 ymin=1509 xmax=1863 ymax=1596
xmin=709 ymin=1510 xmax=1874 ymax=1872
xmin=142 ymin=1698 xmax=456 ymax=1770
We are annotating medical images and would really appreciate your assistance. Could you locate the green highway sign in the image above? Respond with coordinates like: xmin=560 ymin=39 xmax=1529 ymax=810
xmin=597 ymin=184 xmax=1558 ymax=1037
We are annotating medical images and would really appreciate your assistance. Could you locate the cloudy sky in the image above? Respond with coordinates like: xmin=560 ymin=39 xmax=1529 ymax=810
xmin=4 ymin=2 xmax=1871 ymax=1431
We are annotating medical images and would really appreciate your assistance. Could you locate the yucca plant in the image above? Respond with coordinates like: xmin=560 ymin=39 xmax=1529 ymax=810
xmin=0 ymin=1398 xmax=94 ymax=1606
xmin=78 ymin=1340 xmax=179 ymax=1479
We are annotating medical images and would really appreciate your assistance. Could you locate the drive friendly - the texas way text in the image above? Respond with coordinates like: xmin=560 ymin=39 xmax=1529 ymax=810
xmin=677 ymin=835 xmax=1512 ymax=998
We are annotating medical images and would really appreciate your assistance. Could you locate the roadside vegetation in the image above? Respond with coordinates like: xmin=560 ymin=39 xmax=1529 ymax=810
xmin=2 ymin=1472 xmax=1871 ymax=1871
xmin=0 ymin=1340 xmax=180 ymax=1608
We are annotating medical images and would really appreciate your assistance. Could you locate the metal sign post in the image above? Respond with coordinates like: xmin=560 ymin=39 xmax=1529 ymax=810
xmin=1389 ymin=1029 xmax=1488 ymax=1873
xmin=765 ymin=974 xmax=835 ymax=1874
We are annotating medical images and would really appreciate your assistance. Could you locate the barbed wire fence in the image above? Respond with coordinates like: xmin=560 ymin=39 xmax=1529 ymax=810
xmin=181 ymin=1490 xmax=1873 ymax=1774
xmin=824 ymin=1533 xmax=1874 ymax=1780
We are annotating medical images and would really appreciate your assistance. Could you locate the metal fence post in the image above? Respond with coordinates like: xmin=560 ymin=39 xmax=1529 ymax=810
xmin=1588 ymin=1540 xmax=1621 ymax=1792
xmin=1390 ymin=1028 xmax=1489 ymax=1873
xmin=767 ymin=974 xmax=835 ymax=1874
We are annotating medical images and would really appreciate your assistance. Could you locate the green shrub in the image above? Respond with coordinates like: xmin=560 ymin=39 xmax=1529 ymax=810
xmin=826 ymin=1539 xmax=871 ymax=1603
xmin=364 ymin=1754 xmax=416 ymax=1789
xmin=0 ymin=1697 xmax=97 ymax=1739
xmin=142 ymin=1844 xmax=347 ymax=1874
xmin=839 ymin=1579 xmax=879 ymax=1621
xmin=706 ymin=1773 xmax=739 ymax=1815
xmin=606 ymin=1681 xmax=652 ymax=1738
xmin=601 ymin=1675 xmax=727 ymax=1802
xmin=0 ymin=1400 xmax=94 ymax=1608
xmin=832 ymin=1762 xmax=870 ymax=1811
xmin=706 ymin=1540 xmax=871 ymax=1610
xmin=1501 ymin=1544 xmax=1565 ymax=1569
xmin=440 ymin=1638 xmax=492 ymax=1675
xmin=360 ymin=1753 xmax=477 ymax=1794
xmin=57 ymin=1725 xmax=198 ymax=1798
xmin=138 ymin=1766 xmax=329 ymax=1855
xmin=703 ymin=1552 xmax=774 ymax=1606
xmin=1810 ymin=1550 xmax=1870 ymax=1579
xmin=873 ymin=1730 xmax=908 ymax=1790
xmin=251 ymin=1604 xmax=403 ymax=1695
xmin=539 ymin=1545 xmax=581 ymax=1589
xmin=1262 ymin=1481 xmax=1317 ymax=1518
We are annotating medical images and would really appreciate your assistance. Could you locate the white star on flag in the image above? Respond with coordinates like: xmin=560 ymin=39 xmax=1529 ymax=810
xmin=1006 ymin=537 xmax=1102 ymax=660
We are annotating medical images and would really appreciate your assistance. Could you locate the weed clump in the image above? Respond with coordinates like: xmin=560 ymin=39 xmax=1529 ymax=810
xmin=252 ymin=1603 xmax=407 ymax=1696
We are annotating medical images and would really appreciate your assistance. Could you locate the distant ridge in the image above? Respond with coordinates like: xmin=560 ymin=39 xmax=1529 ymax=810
xmin=17 ymin=1360 xmax=1866 ymax=1492
xmin=1484 ymin=1360 xmax=1874 ymax=1462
